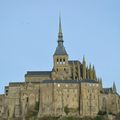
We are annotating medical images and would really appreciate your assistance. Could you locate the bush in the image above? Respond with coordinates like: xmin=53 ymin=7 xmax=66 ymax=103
xmin=35 ymin=101 xmax=40 ymax=111
xmin=116 ymin=112 xmax=120 ymax=120
xmin=64 ymin=106 xmax=69 ymax=115
xmin=66 ymin=116 xmax=74 ymax=120
xmin=94 ymin=116 xmax=104 ymax=120
xmin=98 ymin=111 xmax=107 ymax=115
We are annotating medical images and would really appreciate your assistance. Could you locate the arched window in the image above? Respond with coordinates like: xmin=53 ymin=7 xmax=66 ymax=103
xmin=60 ymin=58 xmax=62 ymax=64
xmin=57 ymin=58 xmax=59 ymax=64
xmin=63 ymin=58 xmax=65 ymax=64
xmin=27 ymin=97 xmax=29 ymax=102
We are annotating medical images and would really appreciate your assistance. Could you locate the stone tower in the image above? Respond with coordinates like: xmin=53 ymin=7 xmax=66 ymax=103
xmin=53 ymin=16 xmax=70 ymax=80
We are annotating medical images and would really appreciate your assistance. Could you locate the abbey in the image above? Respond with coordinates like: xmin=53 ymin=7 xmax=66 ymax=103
xmin=0 ymin=17 xmax=120 ymax=119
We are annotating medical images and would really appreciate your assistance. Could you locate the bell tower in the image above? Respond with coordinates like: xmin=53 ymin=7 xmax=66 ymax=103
xmin=52 ymin=16 xmax=69 ymax=80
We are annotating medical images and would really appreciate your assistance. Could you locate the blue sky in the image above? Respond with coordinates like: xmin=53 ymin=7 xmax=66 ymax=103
xmin=0 ymin=0 xmax=120 ymax=94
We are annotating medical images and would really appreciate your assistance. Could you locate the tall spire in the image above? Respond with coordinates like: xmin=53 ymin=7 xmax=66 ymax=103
xmin=59 ymin=14 xmax=62 ymax=33
xmin=113 ymin=82 xmax=117 ymax=93
xmin=58 ymin=14 xmax=63 ymax=45
xmin=54 ymin=15 xmax=68 ymax=56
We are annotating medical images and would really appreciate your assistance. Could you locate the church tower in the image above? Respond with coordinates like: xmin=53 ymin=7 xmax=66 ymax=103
xmin=52 ymin=16 xmax=70 ymax=80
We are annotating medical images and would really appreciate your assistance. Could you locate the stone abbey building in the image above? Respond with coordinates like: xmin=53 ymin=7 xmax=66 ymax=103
xmin=0 ymin=17 xmax=120 ymax=119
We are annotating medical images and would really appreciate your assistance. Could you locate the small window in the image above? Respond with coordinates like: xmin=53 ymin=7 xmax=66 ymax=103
xmin=27 ymin=97 xmax=29 ymax=102
xmin=60 ymin=59 xmax=62 ymax=64
xmin=57 ymin=59 xmax=59 ymax=62
xmin=63 ymin=59 xmax=65 ymax=64
xmin=64 ymin=68 xmax=66 ymax=71
xmin=58 ymin=84 xmax=60 ymax=87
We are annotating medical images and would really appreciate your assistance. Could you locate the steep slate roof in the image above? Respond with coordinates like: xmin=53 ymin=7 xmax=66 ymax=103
xmin=103 ymin=88 xmax=113 ymax=94
xmin=25 ymin=71 xmax=51 ymax=77
xmin=54 ymin=45 xmax=68 ymax=56
xmin=9 ymin=82 xmax=25 ymax=86
xmin=41 ymin=79 xmax=99 ymax=84
xmin=68 ymin=60 xmax=81 ymax=64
